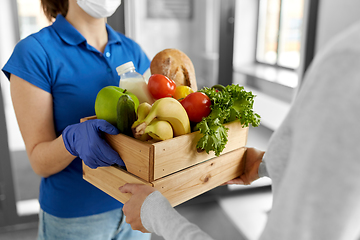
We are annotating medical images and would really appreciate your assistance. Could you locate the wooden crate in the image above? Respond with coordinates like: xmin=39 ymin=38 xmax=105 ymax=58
xmin=83 ymin=147 xmax=246 ymax=207
xmin=81 ymin=116 xmax=248 ymax=182
xmin=81 ymin=116 xmax=248 ymax=206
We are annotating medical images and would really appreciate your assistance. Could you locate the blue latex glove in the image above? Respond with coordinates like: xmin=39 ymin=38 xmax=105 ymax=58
xmin=62 ymin=119 xmax=124 ymax=169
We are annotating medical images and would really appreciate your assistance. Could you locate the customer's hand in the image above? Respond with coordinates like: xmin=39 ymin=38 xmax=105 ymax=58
xmin=225 ymin=147 xmax=265 ymax=185
xmin=119 ymin=184 xmax=156 ymax=233
xmin=62 ymin=119 xmax=124 ymax=169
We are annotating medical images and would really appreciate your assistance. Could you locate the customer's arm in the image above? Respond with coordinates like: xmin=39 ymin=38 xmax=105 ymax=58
xmin=120 ymin=147 xmax=267 ymax=239
xmin=10 ymin=75 xmax=75 ymax=178
xmin=120 ymin=184 xmax=215 ymax=240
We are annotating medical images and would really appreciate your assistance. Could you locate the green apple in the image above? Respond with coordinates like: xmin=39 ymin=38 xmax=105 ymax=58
xmin=95 ymin=86 xmax=139 ymax=125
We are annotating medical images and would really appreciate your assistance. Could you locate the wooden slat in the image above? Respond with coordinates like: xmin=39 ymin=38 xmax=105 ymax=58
xmin=105 ymin=134 xmax=152 ymax=181
xmin=152 ymin=121 xmax=248 ymax=180
xmin=83 ymin=148 xmax=247 ymax=207
xmin=83 ymin=163 xmax=152 ymax=204
xmin=152 ymin=147 xmax=247 ymax=207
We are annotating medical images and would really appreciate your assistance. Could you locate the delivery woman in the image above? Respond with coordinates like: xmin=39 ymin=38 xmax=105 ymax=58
xmin=2 ymin=0 xmax=151 ymax=239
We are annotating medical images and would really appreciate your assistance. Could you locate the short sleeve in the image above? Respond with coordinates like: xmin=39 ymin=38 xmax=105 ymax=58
xmin=2 ymin=35 xmax=52 ymax=93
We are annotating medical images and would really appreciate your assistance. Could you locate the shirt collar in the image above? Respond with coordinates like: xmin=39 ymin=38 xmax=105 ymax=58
xmin=52 ymin=14 xmax=86 ymax=46
xmin=52 ymin=14 xmax=122 ymax=46
xmin=106 ymin=24 xmax=122 ymax=45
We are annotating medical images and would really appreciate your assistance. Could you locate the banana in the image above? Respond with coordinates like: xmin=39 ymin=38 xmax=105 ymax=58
xmin=132 ymin=102 xmax=152 ymax=141
xmin=132 ymin=102 xmax=152 ymax=128
xmin=145 ymin=119 xmax=173 ymax=141
xmin=132 ymin=97 xmax=191 ymax=138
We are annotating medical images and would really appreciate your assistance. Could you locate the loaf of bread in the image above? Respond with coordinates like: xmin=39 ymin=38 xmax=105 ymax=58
xmin=150 ymin=49 xmax=198 ymax=91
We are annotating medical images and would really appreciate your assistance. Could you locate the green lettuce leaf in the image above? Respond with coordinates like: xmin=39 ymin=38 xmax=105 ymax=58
xmin=195 ymin=84 xmax=261 ymax=156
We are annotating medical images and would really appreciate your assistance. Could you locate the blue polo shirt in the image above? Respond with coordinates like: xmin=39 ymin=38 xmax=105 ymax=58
xmin=2 ymin=15 xmax=150 ymax=218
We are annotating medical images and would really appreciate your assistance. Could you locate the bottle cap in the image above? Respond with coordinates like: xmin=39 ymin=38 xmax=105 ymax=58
xmin=116 ymin=61 xmax=135 ymax=76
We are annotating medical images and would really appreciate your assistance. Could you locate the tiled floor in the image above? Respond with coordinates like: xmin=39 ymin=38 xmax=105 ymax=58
xmin=0 ymin=226 xmax=38 ymax=240
xmin=219 ymin=187 xmax=272 ymax=240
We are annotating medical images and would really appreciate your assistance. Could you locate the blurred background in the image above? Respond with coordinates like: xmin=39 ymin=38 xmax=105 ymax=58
xmin=1 ymin=0 xmax=360 ymax=239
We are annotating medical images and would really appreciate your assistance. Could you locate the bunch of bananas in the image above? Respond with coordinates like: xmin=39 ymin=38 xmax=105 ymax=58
xmin=131 ymin=97 xmax=191 ymax=141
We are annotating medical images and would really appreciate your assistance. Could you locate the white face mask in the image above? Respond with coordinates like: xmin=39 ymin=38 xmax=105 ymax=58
xmin=77 ymin=0 xmax=122 ymax=19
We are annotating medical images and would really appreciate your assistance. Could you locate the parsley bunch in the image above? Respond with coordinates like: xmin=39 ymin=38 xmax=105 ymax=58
xmin=195 ymin=84 xmax=261 ymax=156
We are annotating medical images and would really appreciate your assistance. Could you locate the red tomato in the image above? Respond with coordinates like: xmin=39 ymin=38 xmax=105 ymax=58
xmin=148 ymin=74 xmax=176 ymax=99
xmin=181 ymin=92 xmax=211 ymax=123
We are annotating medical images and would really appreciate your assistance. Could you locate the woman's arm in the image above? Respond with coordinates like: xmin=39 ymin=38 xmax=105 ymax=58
xmin=10 ymin=74 xmax=75 ymax=177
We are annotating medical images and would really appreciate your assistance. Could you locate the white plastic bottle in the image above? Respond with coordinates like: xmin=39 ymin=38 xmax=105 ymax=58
xmin=116 ymin=62 xmax=154 ymax=104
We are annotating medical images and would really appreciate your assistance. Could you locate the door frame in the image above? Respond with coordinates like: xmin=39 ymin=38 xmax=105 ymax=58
xmin=218 ymin=0 xmax=236 ymax=86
